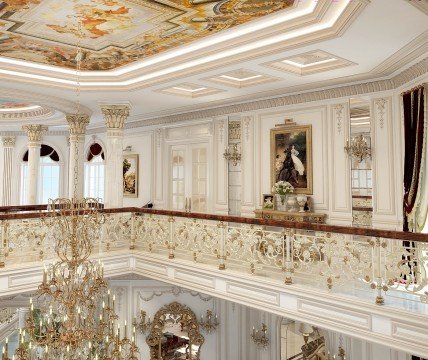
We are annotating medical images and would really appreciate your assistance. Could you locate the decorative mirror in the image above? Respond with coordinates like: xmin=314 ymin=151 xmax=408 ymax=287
xmin=348 ymin=97 xmax=373 ymax=227
xmin=146 ymin=302 xmax=204 ymax=360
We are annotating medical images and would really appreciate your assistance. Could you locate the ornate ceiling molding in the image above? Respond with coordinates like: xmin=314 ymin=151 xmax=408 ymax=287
xmin=0 ymin=0 xmax=369 ymax=89
xmin=86 ymin=57 xmax=428 ymax=133
xmin=0 ymin=105 xmax=53 ymax=120
xmin=0 ymin=88 xmax=91 ymax=116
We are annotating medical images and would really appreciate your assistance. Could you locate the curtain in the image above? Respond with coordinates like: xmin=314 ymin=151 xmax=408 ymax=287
xmin=403 ymin=85 xmax=426 ymax=232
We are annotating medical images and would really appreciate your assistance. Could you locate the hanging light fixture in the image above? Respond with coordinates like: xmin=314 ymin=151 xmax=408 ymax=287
xmin=0 ymin=17 xmax=140 ymax=360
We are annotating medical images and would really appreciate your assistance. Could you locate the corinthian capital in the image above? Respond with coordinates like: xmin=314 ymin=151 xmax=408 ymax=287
xmin=101 ymin=104 xmax=130 ymax=130
xmin=66 ymin=113 xmax=90 ymax=135
xmin=22 ymin=125 xmax=48 ymax=143
xmin=2 ymin=136 xmax=16 ymax=148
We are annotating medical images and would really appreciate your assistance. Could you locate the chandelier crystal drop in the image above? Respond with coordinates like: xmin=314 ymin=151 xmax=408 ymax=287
xmin=1 ymin=198 xmax=140 ymax=360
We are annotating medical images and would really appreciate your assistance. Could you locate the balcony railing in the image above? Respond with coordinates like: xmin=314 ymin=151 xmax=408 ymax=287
xmin=0 ymin=206 xmax=427 ymax=306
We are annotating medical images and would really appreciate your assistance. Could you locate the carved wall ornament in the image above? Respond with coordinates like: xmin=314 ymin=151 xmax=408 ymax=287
xmin=242 ymin=116 xmax=252 ymax=142
xmin=228 ymin=121 xmax=241 ymax=142
xmin=375 ymin=98 xmax=387 ymax=129
xmin=65 ymin=113 xmax=90 ymax=135
xmin=2 ymin=136 xmax=16 ymax=148
xmin=138 ymin=286 xmax=212 ymax=302
xmin=21 ymin=124 xmax=48 ymax=143
xmin=146 ymin=302 xmax=204 ymax=360
xmin=218 ymin=119 xmax=225 ymax=144
xmin=155 ymin=128 xmax=163 ymax=148
xmin=101 ymin=104 xmax=130 ymax=130
xmin=333 ymin=104 xmax=344 ymax=134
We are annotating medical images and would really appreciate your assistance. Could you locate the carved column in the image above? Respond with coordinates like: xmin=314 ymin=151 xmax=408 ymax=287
xmin=22 ymin=125 xmax=47 ymax=205
xmin=101 ymin=104 xmax=130 ymax=208
xmin=240 ymin=115 xmax=256 ymax=217
xmin=66 ymin=114 xmax=90 ymax=199
xmin=214 ymin=117 xmax=229 ymax=215
xmin=1 ymin=137 xmax=15 ymax=206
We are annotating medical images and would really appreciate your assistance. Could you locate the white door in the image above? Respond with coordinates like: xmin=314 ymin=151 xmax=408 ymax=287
xmin=170 ymin=143 xmax=208 ymax=212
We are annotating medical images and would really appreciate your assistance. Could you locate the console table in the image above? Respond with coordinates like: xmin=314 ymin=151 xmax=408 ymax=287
xmin=254 ymin=209 xmax=326 ymax=224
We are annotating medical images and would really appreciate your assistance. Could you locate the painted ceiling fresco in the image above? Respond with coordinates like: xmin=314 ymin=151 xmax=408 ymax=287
xmin=0 ymin=99 xmax=33 ymax=109
xmin=0 ymin=0 xmax=294 ymax=70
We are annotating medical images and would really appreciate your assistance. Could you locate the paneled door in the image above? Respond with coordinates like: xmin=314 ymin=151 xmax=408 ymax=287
xmin=170 ymin=143 xmax=208 ymax=212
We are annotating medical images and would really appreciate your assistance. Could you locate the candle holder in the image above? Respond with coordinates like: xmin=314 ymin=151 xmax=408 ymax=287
xmin=133 ymin=310 xmax=152 ymax=334
xmin=199 ymin=310 xmax=219 ymax=333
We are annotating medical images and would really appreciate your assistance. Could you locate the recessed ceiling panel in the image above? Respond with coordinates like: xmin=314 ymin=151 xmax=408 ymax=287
xmin=206 ymin=69 xmax=278 ymax=88
xmin=157 ymin=83 xmax=223 ymax=98
xmin=0 ymin=0 xmax=294 ymax=70
xmin=265 ymin=50 xmax=356 ymax=76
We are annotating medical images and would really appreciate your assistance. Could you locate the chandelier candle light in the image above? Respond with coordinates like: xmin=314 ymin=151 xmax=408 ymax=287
xmin=133 ymin=310 xmax=152 ymax=335
xmin=251 ymin=323 xmax=269 ymax=349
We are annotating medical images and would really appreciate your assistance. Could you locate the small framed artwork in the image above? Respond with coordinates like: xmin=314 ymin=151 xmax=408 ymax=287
xmin=123 ymin=154 xmax=139 ymax=198
xmin=271 ymin=125 xmax=313 ymax=194
xmin=262 ymin=194 xmax=275 ymax=210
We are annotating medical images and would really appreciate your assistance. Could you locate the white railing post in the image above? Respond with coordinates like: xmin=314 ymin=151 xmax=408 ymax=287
xmin=284 ymin=228 xmax=294 ymax=285
xmin=130 ymin=213 xmax=136 ymax=250
xmin=218 ymin=222 xmax=226 ymax=270
xmin=0 ymin=220 xmax=6 ymax=268
xmin=168 ymin=216 xmax=175 ymax=259
xmin=374 ymin=237 xmax=385 ymax=305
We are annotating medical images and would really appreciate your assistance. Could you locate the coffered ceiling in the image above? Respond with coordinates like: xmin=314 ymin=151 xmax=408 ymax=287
xmin=0 ymin=0 xmax=427 ymax=130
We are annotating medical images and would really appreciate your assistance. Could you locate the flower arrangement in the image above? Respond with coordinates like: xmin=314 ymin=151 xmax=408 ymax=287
xmin=272 ymin=181 xmax=294 ymax=195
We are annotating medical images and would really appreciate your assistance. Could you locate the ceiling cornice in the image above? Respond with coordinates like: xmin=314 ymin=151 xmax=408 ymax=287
xmin=0 ymin=0 xmax=368 ymax=90
xmin=405 ymin=0 xmax=428 ymax=15
xmin=85 ymin=57 xmax=427 ymax=134
xmin=0 ymin=130 xmax=68 ymax=137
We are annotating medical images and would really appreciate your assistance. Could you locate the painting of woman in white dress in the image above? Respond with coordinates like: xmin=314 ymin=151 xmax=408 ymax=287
xmin=271 ymin=125 xmax=313 ymax=194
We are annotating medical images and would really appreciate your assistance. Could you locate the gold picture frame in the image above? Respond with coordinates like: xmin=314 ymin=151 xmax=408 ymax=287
xmin=271 ymin=125 xmax=313 ymax=194
xmin=123 ymin=154 xmax=138 ymax=198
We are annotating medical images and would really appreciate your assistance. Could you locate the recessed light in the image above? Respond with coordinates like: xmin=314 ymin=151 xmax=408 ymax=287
xmin=172 ymin=86 xmax=208 ymax=92
xmin=282 ymin=57 xmax=337 ymax=68
xmin=219 ymin=74 xmax=263 ymax=82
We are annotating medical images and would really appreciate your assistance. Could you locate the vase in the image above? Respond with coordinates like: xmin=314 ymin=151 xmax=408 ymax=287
xmin=296 ymin=195 xmax=308 ymax=212
xmin=287 ymin=195 xmax=297 ymax=212
xmin=275 ymin=194 xmax=287 ymax=211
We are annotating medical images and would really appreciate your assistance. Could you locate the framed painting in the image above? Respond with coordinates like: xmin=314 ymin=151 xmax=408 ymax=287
xmin=123 ymin=154 xmax=138 ymax=198
xmin=270 ymin=125 xmax=313 ymax=194
xmin=262 ymin=194 xmax=275 ymax=210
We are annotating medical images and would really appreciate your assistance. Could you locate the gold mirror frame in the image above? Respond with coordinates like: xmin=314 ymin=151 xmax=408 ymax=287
xmin=146 ymin=302 xmax=204 ymax=360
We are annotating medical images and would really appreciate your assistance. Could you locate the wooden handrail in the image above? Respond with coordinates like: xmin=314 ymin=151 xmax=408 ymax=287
xmin=0 ymin=207 xmax=426 ymax=243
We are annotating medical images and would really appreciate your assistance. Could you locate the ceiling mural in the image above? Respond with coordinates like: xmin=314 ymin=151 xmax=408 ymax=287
xmin=0 ymin=99 xmax=34 ymax=110
xmin=0 ymin=0 xmax=294 ymax=70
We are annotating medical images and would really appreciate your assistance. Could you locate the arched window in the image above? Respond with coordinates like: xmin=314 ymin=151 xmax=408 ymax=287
xmin=20 ymin=145 xmax=61 ymax=204
xmin=84 ymin=142 xmax=105 ymax=201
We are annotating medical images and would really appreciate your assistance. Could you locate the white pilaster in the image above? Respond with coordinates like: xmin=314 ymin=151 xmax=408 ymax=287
xmin=153 ymin=128 xmax=165 ymax=209
xmin=1 ymin=137 xmax=16 ymax=206
xmin=102 ymin=104 xmax=130 ymax=208
xmin=22 ymin=125 xmax=47 ymax=205
xmin=214 ymin=117 xmax=229 ymax=215
xmin=66 ymin=113 xmax=90 ymax=199
xmin=329 ymin=103 xmax=352 ymax=225
xmin=371 ymin=96 xmax=399 ymax=229
xmin=241 ymin=115 xmax=256 ymax=217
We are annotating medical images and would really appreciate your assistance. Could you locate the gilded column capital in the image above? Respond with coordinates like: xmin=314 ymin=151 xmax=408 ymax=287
xmin=66 ymin=113 xmax=90 ymax=136
xmin=22 ymin=125 xmax=48 ymax=143
xmin=2 ymin=136 xmax=16 ymax=148
xmin=101 ymin=104 xmax=130 ymax=130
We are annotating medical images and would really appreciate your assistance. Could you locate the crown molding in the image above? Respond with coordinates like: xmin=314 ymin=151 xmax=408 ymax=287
xmin=405 ymin=0 xmax=428 ymax=15
xmin=85 ymin=57 xmax=427 ymax=134
xmin=0 ymin=130 xmax=68 ymax=137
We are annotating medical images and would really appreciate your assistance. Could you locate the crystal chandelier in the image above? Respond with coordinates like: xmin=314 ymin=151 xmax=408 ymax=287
xmin=199 ymin=310 xmax=219 ymax=333
xmin=344 ymin=134 xmax=371 ymax=163
xmin=1 ymin=198 xmax=140 ymax=359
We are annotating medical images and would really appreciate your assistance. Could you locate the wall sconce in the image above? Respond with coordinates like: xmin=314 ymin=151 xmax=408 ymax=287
xmin=344 ymin=134 xmax=371 ymax=163
xmin=199 ymin=310 xmax=219 ymax=333
xmin=133 ymin=310 xmax=152 ymax=334
xmin=223 ymin=144 xmax=241 ymax=166
xmin=251 ymin=323 xmax=269 ymax=349
xmin=327 ymin=335 xmax=346 ymax=360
